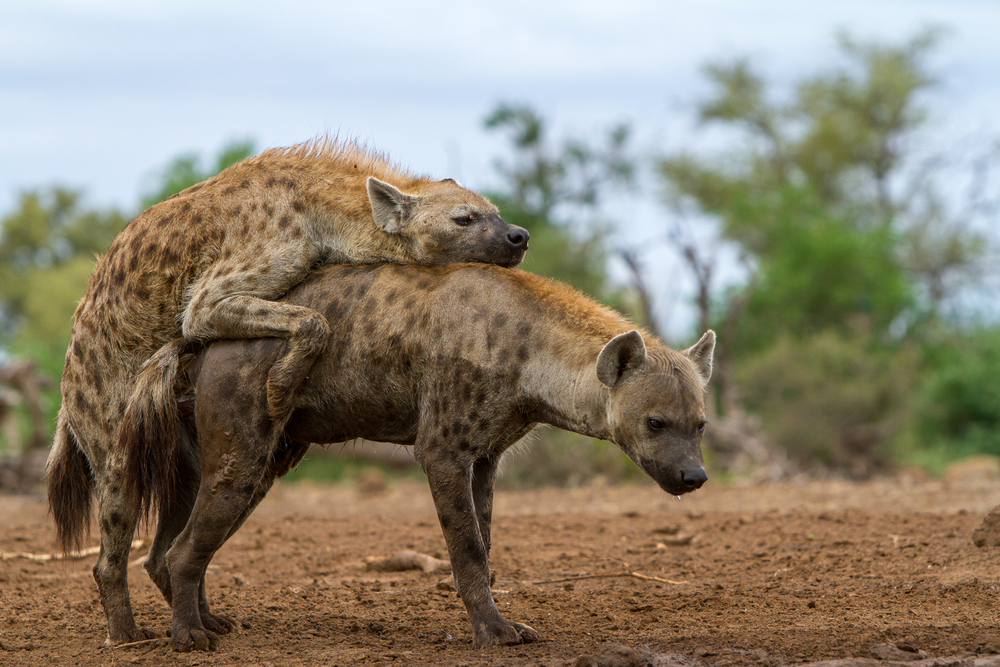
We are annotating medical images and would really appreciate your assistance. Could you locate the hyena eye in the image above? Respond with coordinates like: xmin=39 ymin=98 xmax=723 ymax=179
xmin=647 ymin=418 xmax=666 ymax=432
xmin=697 ymin=420 xmax=707 ymax=434
xmin=452 ymin=213 xmax=476 ymax=225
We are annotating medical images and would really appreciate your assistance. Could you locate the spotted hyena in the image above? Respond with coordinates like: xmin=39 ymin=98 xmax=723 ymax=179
xmin=46 ymin=139 xmax=529 ymax=646
xmin=113 ymin=263 xmax=714 ymax=651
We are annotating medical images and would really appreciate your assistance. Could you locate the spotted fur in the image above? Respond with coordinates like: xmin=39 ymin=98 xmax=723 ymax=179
xmin=45 ymin=139 xmax=529 ymax=646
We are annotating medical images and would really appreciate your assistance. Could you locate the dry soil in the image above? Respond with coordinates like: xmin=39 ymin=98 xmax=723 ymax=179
xmin=1 ymin=470 xmax=999 ymax=667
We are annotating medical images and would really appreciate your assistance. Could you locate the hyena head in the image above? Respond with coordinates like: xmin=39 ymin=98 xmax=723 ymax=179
xmin=597 ymin=330 xmax=716 ymax=496
xmin=367 ymin=177 xmax=528 ymax=267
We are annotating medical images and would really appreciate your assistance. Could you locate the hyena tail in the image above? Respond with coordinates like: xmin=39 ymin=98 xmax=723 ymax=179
xmin=120 ymin=338 xmax=194 ymax=524
xmin=46 ymin=411 xmax=94 ymax=554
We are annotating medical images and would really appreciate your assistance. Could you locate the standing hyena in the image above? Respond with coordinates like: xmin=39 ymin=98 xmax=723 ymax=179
xmin=46 ymin=138 xmax=529 ymax=646
xmin=117 ymin=263 xmax=714 ymax=651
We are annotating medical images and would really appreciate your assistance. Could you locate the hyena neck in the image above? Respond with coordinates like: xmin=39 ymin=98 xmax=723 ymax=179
xmin=523 ymin=338 xmax=615 ymax=442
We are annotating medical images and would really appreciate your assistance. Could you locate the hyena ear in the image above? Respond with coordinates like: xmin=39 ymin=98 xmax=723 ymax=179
xmin=597 ymin=330 xmax=647 ymax=388
xmin=367 ymin=177 xmax=420 ymax=234
xmin=683 ymin=330 xmax=715 ymax=388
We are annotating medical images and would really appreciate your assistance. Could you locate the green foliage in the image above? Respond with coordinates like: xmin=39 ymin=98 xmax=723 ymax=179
xmin=733 ymin=185 xmax=913 ymax=354
xmin=656 ymin=29 xmax=995 ymax=476
xmin=738 ymin=331 xmax=918 ymax=476
xmin=140 ymin=139 xmax=254 ymax=210
xmin=0 ymin=188 xmax=128 ymax=342
xmin=914 ymin=329 xmax=1000 ymax=459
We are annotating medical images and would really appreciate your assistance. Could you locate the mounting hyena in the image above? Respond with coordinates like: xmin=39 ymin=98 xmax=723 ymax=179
xmin=45 ymin=139 xmax=529 ymax=646
xmin=114 ymin=262 xmax=714 ymax=651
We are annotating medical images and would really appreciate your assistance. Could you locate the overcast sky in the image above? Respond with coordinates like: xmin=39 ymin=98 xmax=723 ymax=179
xmin=2 ymin=0 xmax=998 ymax=337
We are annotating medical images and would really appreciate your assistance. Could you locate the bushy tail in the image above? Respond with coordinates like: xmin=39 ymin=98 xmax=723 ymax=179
xmin=120 ymin=338 xmax=195 ymax=524
xmin=46 ymin=411 xmax=94 ymax=554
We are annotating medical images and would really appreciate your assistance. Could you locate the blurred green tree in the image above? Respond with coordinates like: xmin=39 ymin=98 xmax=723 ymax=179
xmin=914 ymin=328 xmax=1000 ymax=463
xmin=656 ymin=29 xmax=996 ymax=474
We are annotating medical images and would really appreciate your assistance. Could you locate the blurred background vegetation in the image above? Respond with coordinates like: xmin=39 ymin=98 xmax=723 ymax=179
xmin=2 ymin=30 xmax=999 ymax=488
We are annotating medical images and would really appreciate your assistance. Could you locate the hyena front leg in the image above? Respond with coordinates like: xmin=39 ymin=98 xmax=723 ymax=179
xmin=470 ymin=454 xmax=500 ymax=555
xmin=419 ymin=442 xmax=538 ymax=648
xmin=182 ymin=293 xmax=329 ymax=421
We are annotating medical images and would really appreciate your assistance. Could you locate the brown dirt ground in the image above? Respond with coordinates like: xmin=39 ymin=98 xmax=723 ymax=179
xmin=2 ymin=471 xmax=999 ymax=667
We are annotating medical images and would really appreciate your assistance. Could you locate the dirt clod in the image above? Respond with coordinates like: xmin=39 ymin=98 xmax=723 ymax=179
xmin=972 ymin=504 xmax=1000 ymax=547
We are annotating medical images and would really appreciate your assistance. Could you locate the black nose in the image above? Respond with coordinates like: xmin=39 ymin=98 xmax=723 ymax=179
xmin=679 ymin=466 xmax=708 ymax=490
xmin=505 ymin=226 xmax=529 ymax=250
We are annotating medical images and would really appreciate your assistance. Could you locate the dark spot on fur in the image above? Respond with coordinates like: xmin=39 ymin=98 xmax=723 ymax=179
xmin=492 ymin=313 xmax=508 ymax=329
xmin=516 ymin=345 xmax=530 ymax=363
xmin=108 ymin=548 xmax=128 ymax=567
xmin=278 ymin=214 xmax=292 ymax=229
xmin=458 ymin=439 xmax=471 ymax=451
xmin=292 ymin=200 xmax=305 ymax=214
xmin=517 ymin=322 xmax=532 ymax=337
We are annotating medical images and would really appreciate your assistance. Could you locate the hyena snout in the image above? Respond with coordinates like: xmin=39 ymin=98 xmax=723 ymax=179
xmin=678 ymin=465 xmax=708 ymax=490
xmin=505 ymin=226 xmax=529 ymax=251
xmin=644 ymin=455 xmax=708 ymax=495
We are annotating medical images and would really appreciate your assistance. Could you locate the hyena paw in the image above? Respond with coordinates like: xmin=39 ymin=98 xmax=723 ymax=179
xmin=474 ymin=620 xmax=539 ymax=648
xmin=202 ymin=611 xmax=239 ymax=636
xmin=170 ymin=625 xmax=219 ymax=652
